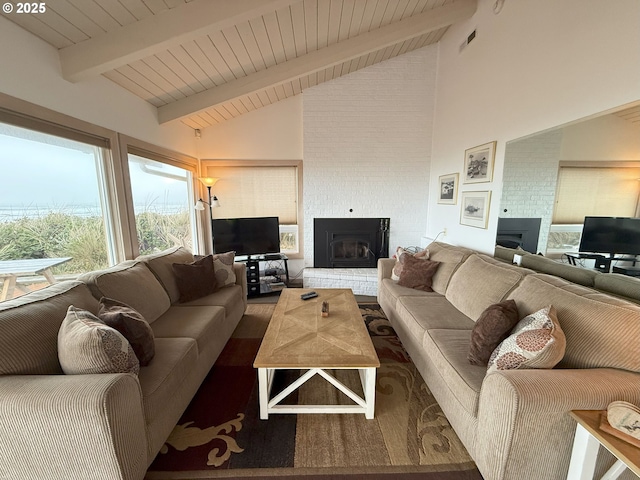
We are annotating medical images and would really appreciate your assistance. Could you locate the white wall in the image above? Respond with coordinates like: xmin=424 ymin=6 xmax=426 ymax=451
xmin=303 ymin=46 xmax=437 ymax=267
xmin=560 ymin=114 xmax=640 ymax=161
xmin=0 ymin=16 xmax=195 ymax=155
xmin=429 ymin=0 xmax=640 ymax=253
xmin=196 ymin=96 xmax=303 ymax=159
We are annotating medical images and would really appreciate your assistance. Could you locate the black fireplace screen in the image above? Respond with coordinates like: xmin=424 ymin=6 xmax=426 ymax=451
xmin=496 ymin=217 xmax=541 ymax=253
xmin=314 ymin=218 xmax=390 ymax=268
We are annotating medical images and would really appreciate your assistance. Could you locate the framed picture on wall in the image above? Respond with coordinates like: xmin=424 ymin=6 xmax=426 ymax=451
xmin=460 ymin=191 xmax=491 ymax=228
xmin=438 ymin=173 xmax=459 ymax=204
xmin=463 ymin=141 xmax=496 ymax=184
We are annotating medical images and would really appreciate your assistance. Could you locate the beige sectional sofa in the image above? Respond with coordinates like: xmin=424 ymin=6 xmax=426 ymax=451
xmin=378 ymin=242 xmax=640 ymax=480
xmin=0 ymin=246 xmax=247 ymax=480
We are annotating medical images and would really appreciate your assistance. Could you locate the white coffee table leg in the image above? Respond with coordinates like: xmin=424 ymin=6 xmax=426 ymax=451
xmin=363 ymin=367 xmax=376 ymax=419
xmin=566 ymin=423 xmax=600 ymax=480
xmin=600 ymin=460 xmax=628 ymax=480
xmin=258 ymin=368 xmax=269 ymax=420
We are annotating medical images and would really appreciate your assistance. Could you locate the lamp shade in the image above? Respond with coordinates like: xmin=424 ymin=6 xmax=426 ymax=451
xmin=211 ymin=196 xmax=221 ymax=208
xmin=194 ymin=199 xmax=206 ymax=210
xmin=198 ymin=177 xmax=219 ymax=187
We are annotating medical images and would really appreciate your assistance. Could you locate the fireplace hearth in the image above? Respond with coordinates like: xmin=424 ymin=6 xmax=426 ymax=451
xmin=314 ymin=218 xmax=390 ymax=268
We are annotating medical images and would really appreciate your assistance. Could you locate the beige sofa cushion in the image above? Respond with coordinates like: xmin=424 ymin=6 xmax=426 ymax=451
xmin=427 ymin=242 xmax=475 ymax=295
xmin=151 ymin=305 xmax=225 ymax=354
xmin=137 ymin=246 xmax=194 ymax=304
xmin=0 ymin=281 xmax=99 ymax=375
xmin=423 ymin=329 xmax=486 ymax=416
xmin=508 ymin=274 xmax=640 ymax=372
xmin=446 ymin=254 xmax=532 ymax=321
xmin=396 ymin=296 xmax=474 ymax=346
xmin=79 ymin=261 xmax=170 ymax=324
xmin=138 ymin=337 xmax=198 ymax=425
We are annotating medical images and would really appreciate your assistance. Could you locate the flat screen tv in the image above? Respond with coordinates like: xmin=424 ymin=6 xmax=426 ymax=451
xmin=212 ymin=216 xmax=280 ymax=256
xmin=579 ymin=216 xmax=640 ymax=256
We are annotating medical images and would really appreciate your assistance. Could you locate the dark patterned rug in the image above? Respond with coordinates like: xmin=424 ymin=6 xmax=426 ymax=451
xmin=145 ymin=304 xmax=482 ymax=480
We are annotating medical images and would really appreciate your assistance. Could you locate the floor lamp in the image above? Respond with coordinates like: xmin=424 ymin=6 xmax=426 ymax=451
xmin=195 ymin=177 xmax=220 ymax=253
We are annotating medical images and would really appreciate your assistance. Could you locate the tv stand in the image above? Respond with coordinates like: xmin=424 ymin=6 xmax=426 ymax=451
xmin=236 ymin=254 xmax=289 ymax=297
xmin=566 ymin=253 xmax=638 ymax=273
xmin=566 ymin=253 xmax=612 ymax=272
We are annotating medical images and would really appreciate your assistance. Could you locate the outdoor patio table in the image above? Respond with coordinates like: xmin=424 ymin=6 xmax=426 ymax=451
xmin=0 ymin=257 xmax=72 ymax=301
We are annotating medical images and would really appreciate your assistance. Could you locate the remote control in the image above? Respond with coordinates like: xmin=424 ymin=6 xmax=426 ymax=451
xmin=300 ymin=291 xmax=318 ymax=300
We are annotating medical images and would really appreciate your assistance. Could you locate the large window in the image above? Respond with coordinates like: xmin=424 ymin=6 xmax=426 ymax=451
xmin=201 ymin=161 xmax=302 ymax=256
xmin=127 ymin=153 xmax=197 ymax=256
xmin=0 ymin=122 xmax=114 ymax=301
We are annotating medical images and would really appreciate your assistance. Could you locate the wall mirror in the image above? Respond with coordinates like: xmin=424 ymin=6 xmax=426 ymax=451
xmin=498 ymin=101 xmax=640 ymax=259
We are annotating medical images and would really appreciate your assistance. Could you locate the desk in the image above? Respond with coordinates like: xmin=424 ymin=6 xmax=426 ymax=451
xmin=0 ymin=257 xmax=72 ymax=301
xmin=567 ymin=410 xmax=640 ymax=479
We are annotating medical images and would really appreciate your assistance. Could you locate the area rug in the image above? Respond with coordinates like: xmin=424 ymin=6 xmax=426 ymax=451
xmin=145 ymin=304 xmax=482 ymax=480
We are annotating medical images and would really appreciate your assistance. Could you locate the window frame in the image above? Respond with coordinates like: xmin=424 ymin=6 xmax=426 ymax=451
xmin=200 ymin=159 xmax=304 ymax=259
xmin=0 ymin=92 xmax=127 ymax=266
xmin=117 ymin=134 xmax=201 ymax=258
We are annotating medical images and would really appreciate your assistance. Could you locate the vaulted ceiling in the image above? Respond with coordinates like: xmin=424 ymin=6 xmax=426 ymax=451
xmin=6 ymin=0 xmax=476 ymax=129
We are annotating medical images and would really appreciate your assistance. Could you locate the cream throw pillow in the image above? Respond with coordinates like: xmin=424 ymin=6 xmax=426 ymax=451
xmin=487 ymin=305 xmax=565 ymax=374
xmin=58 ymin=306 xmax=140 ymax=375
xmin=212 ymin=251 xmax=237 ymax=288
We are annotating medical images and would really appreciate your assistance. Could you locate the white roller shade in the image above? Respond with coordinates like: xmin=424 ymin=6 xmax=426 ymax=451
xmin=553 ymin=167 xmax=640 ymax=224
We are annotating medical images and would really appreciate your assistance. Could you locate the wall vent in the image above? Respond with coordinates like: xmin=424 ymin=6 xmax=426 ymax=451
xmin=459 ymin=29 xmax=477 ymax=53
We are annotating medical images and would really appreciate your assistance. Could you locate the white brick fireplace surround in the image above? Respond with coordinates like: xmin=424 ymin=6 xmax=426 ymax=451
xmin=301 ymin=46 xmax=437 ymax=295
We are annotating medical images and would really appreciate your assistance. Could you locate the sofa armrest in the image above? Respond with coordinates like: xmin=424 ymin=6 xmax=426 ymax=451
xmin=378 ymin=258 xmax=395 ymax=282
xmin=233 ymin=262 xmax=247 ymax=299
xmin=476 ymin=368 xmax=640 ymax=480
xmin=0 ymin=374 xmax=148 ymax=480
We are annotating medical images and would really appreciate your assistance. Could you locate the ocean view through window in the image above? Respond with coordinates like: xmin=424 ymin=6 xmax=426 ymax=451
xmin=0 ymin=122 xmax=113 ymax=301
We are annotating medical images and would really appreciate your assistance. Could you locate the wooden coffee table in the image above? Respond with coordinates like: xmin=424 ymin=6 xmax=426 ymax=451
xmin=254 ymin=288 xmax=380 ymax=419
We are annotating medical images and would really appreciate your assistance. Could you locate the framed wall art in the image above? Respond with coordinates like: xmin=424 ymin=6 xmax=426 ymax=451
xmin=438 ymin=173 xmax=459 ymax=204
xmin=463 ymin=141 xmax=496 ymax=184
xmin=460 ymin=191 xmax=491 ymax=228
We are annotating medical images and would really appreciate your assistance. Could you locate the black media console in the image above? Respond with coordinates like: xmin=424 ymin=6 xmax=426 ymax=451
xmin=235 ymin=253 xmax=289 ymax=297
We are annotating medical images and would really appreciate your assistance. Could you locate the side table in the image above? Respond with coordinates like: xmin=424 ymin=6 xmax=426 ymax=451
xmin=567 ymin=410 xmax=640 ymax=479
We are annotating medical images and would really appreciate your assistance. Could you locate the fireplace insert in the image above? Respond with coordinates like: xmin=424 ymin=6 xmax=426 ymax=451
xmin=496 ymin=217 xmax=541 ymax=253
xmin=314 ymin=218 xmax=390 ymax=268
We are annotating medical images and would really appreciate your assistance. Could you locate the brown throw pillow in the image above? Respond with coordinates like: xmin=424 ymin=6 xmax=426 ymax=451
xmin=98 ymin=297 xmax=155 ymax=366
xmin=172 ymin=255 xmax=217 ymax=303
xmin=397 ymin=254 xmax=440 ymax=292
xmin=392 ymin=247 xmax=430 ymax=281
xmin=468 ymin=299 xmax=520 ymax=366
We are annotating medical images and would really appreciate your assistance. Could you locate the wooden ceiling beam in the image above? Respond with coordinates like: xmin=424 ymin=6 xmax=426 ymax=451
xmin=59 ymin=0 xmax=296 ymax=82
xmin=158 ymin=0 xmax=477 ymax=124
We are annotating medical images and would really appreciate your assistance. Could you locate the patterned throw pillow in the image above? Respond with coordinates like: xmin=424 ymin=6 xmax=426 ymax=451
xmin=212 ymin=251 xmax=237 ymax=288
xmin=397 ymin=254 xmax=440 ymax=292
xmin=468 ymin=299 xmax=520 ymax=366
xmin=58 ymin=306 xmax=139 ymax=375
xmin=392 ymin=247 xmax=430 ymax=281
xmin=98 ymin=297 xmax=155 ymax=366
xmin=487 ymin=305 xmax=566 ymax=374
xmin=172 ymin=255 xmax=217 ymax=302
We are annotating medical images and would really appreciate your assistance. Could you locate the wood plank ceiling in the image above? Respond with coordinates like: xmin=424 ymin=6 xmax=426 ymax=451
xmin=5 ymin=0 xmax=476 ymax=130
